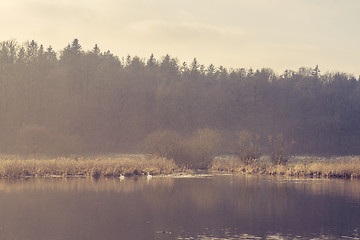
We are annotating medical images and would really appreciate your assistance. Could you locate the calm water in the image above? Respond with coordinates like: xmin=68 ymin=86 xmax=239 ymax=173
xmin=0 ymin=174 xmax=359 ymax=240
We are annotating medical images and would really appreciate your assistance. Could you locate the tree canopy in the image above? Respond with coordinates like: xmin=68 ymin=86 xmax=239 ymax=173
xmin=0 ymin=39 xmax=359 ymax=155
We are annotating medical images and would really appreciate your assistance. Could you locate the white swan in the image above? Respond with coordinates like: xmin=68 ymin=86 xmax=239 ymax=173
xmin=146 ymin=172 xmax=152 ymax=180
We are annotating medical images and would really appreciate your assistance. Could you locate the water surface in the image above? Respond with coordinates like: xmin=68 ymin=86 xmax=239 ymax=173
xmin=0 ymin=174 xmax=359 ymax=240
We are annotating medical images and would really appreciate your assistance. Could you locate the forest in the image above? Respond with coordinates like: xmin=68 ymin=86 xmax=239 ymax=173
xmin=0 ymin=39 xmax=359 ymax=156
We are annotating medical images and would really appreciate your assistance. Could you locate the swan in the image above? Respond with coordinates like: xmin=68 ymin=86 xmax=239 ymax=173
xmin=146 ymin=172 xmax=152 ymax=180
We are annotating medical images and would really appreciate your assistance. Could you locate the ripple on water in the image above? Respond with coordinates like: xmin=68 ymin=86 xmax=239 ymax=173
xmin=178 ymin=231 xmax=360 ymax=240
xmin=161 ymin=173 xmax=214 ymax=179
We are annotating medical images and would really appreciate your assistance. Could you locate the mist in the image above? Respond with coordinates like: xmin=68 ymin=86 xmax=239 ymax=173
xmin=0 ymin=39 xmax=359 ymax=156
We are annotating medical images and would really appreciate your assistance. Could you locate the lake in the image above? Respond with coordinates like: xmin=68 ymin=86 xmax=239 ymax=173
xmin=0 ymin=174 xmax=359 ymax=240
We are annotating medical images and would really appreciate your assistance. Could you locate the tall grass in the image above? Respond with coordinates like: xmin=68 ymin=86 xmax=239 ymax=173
xmin=211 ymin=155 xmax=360 ymax=179
xmin=0 ymin=155 xmax=180 ymax=178
xmin=1 ymin=154 xmax=360 ymax=179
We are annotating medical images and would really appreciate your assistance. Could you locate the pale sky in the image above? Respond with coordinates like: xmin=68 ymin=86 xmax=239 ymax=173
xmin=1 ymin=0 xmax=359 ymax=76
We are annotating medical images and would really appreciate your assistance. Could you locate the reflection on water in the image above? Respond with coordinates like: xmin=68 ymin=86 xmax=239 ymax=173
xmin=0 ymin=175 xmax=359 ymax=240
xmin=0 ymin=177 xmax=176 ymax=194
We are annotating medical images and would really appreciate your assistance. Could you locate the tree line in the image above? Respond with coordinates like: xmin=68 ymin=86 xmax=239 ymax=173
xmin=0 ymin=39 xmax=359 ymax=155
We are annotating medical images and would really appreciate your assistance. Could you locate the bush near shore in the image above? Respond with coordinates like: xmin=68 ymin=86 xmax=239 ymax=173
xmin=211 ymin=155 xmax=360 ymax=179
xmin=145 ymin=128 xmax=222 ymax=169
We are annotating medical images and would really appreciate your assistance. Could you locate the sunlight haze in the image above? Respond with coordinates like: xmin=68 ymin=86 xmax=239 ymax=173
xmin=1 ymin=0 xmax=359 ymax=75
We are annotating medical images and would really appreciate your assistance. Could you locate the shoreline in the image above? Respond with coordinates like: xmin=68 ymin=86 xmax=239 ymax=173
xmin=211 ymin=155 xmax=360 ymax=179
xmin=0 ymin=155 xmax=181 ymax=179
xmin=0 ymin=155 xmax=359 ymax=180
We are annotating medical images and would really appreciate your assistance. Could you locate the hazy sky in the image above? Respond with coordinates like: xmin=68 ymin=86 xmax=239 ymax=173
xmin=1 ymin=0 xmax=359 ymax=76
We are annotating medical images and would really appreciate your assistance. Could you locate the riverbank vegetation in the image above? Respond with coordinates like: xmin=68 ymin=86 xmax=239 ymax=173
xmin=0 ymin=155 xmax=180 ymax=178
xmin=0 ymin=154 xmax=359 ymax=179
xmin=211 ymin=155 xmax=360 ymax=179
xmin=1 ymin=39 xmax=360 ymax=179
xmin=144 ymin=128 xmax=221 ymax=169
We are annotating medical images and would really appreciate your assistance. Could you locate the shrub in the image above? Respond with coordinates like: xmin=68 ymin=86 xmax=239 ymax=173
xmin=144 ymin=128 xmax=222 ymax=169
xmin=183 ymin=128 xmax=222 ymax=169
xmin=144 ymin=130 xmax=183 ymax=160
xmin=234 ymin=131 xmax=262 ymax=165
xmin=268 ymin=133 xmax=293 ymax=165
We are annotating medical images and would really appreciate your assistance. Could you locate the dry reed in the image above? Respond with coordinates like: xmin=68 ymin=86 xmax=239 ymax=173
xmin=0 ymin=155 xmax=180 ymax=178
xmin=211 ymin=155 xmax=360 ymax=179
xmin=2 ymin=154 xmax=360 ymax=179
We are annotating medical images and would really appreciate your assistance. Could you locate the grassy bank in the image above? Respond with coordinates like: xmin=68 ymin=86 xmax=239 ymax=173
xmin=0 ymin=154 xmax=360 ymax=179
xmin=0 ymin=155 xmax=180 ymax=178
xmin=211 ymin=155 xmax=360 ymax=179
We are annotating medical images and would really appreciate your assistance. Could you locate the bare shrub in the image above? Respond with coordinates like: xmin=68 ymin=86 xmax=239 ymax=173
xmin=234 ymin=131 xmax=262 ymax=165
xmin=268 ymin=133 xmax=293 ymax=165
xmin=144 ymin=130 xmax=183 ymax=160
xmin=144 ymin=128 xmax=222 ymax=169
xmin=183 ymin=128 xmax=222 ymax=169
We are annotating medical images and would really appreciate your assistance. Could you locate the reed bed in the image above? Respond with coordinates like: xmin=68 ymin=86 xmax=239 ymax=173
xmin=0 ymin=155 xmax=180 ymax=178
xmin=211 ymin=155 xmax=360 ymax=179
xmin=1 ymin=154 xmax=360 ymax=179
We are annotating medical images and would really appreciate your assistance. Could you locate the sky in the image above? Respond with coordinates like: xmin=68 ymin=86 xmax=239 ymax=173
xmin=1 ymin=0 xmax=359 ymax=76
